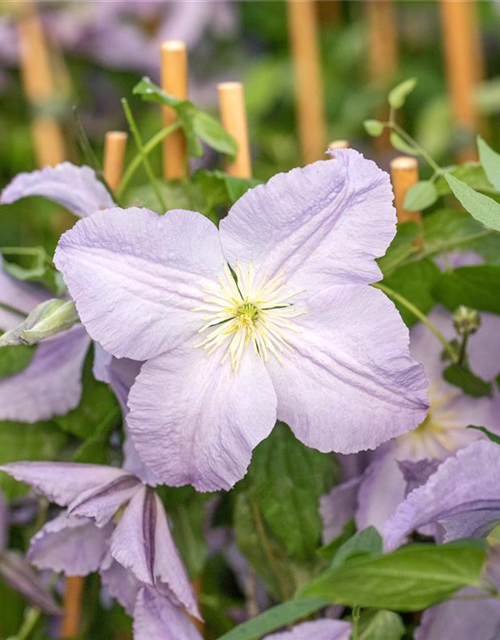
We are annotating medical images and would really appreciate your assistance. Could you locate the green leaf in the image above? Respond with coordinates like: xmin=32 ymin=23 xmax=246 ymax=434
xmin=390 ymin=131 xmax=419 ymax=156
xmin=467 ymin=425 xmax=500 ymax=445
xmin=381 ymin=259 xmax=440 ymax=326
xmin=403 ymin=180 xmax=438 ymax=212
xmin=378 ymin=222 xmax=420 ymax=275
xmin=0 ymin=339 xmax=35 ymax=377
xmin=388 ymin=78 xmax=417 ymax=109
xmin=435 ymin=163 xmax=497 ymax=196
xmin=0 ymin=421 xmax=67 ymax=499
xmin=234 ymin=492 xmax=314 ymax=601
xmin=54 ymin=347 xmax=120 ymax=440
xmin=478 ymin=135 xmax=500 ymax=192
xmin=192 ymin=111 xmax=237 ymax=156
xmin=299 ymin=539 xmax=487 ymax=612
xmin=364 ymin=119 xmax=384 ymax=137
xmin=126 ymin=179 xmax=205 ymax=213
xmin=443 ymin=363 xmax=492 ymax=398
xmin=160 ymin=486 xmax=210 ymax=579
xmin=358 ymin=610 xmax=405 ymax=640
xmin=445 ymin=174 xmax=500 ymax=233
xmin=246 ymin=423 xmax=337 ymax=561
xmin=331 ymin=527 xmax=382 ymax=569
xmin=422 ymin=208 xmax=500 ymax=264
xmin=1 ymin=247 xmax=64 ymax=295
xmin=216 ymin=597 xmax=328 ymax=640
xmin=433 ymin=265 xmax=500 ymax=314
xmin=317 ymin=520 xmax=356 ymax=562
xmin=134 ymin=77 xmax=236 ymax=158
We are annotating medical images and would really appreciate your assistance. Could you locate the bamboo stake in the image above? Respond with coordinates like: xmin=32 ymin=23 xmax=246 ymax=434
xmin=16 ymin=0 xmax=66 ymax=167
xmin=328 ymin=139 xmax=349 ymax=151
xmin=60 ymin=576 xmax=84 ymax=638
xmin=218 ymin=82 xmax=252 ymax=178
xmin=161 ymin=40 xmax=188 ymax=179
xmin=287 ymin=0 xmax=327 ymax=165
xmin=103 ymin=131 xmax=128 ymax=192
xmin=440 ymin=0 xmax=483 ymax=161
xmin=390 ymin=156 xmax=421 ymax=224
xmin=366 ymin=0 xmax=399 ymax=83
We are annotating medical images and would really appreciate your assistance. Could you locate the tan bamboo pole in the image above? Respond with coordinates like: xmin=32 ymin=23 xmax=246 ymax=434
xmin=103 ymin=131 xmax=128 ymax=192
xmin=287 ymin=0 xmax=327 ymax=165
xmin=439 ymin=0 xmax=483 ymax=161
xmin=366 ymin=0 xmax=399 ymax=83
xmin=218 ymin=82 xmax=252 ymax=178
xmin=60 ymin=576 xmax=84 ymax=638
xmin=328 ymin=139 xmax=349 ymax=152
xmin=390 ymin=156 xmax=421 ymax=225
xmin=16 ymin=0 xmax=66 ymax=167
xmin=161 ymin=40 xmax=188 ymax=179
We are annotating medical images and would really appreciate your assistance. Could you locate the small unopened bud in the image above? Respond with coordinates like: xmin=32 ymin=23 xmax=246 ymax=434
xmin=453 ymin=306 xmax=481 ymax=337
xmin=0 ymin=299 xmax=79 ymax=348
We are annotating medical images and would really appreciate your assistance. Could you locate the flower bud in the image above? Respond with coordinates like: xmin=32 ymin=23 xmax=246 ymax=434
xmin=0 ymin=299 xmax=79 ymax=347
xmin=453 ymin=306 xmax=481 ymax=337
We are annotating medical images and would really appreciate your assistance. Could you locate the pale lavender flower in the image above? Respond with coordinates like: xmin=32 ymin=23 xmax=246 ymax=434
xmin=383 ymin=440 xmax=500 ymax=550
xmin=264 ymin=620 xmax=351 ymax=640
xmin=0 ymin=461 xmax=202 ymax=636
xmin=354 ymin=307 xmax=500 ymax=532
xmin=0 ymin=257 xmax=90 ymax=422
xmin=54 ymin=150 xmax=428 ymax=491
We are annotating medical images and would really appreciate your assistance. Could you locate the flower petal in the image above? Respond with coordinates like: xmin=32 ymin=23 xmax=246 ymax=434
xmin=54 ymin=207 xmax=225 ymax=360
xmin=68 ymin=473 xmax=142 ymax=527
xmin=1 ymin=163 xmax=114 ymax=218
xmin=0 ymin=326 xmax=90 ymax=422
xmin=28 ymin=513 xmax=111 ymax=575
xmin=128 ymin=343 xmax=277 ymax=491
xmin=100 ymin=553 xmax=140 ymax=615
xmin=320 ymin=477 xmax=361 ymax=544
xmin=383 ymin=441 xmax=500 ymax=550
xmin=264 ymin=620 xmax=352 ymax=640
xmin=110 ymin=486 xmax=200 ymax=619
xmin=414 ymin=588 xmax=500 ymax=640
xmin=0 ymin=461 xmax=132 ymax=506
xmin=133 ymin=586 xmax=203 ymax=640
xmin=220 ymin=150 xmax=394 ymax=294
xmin=0 ymin=259 xmax=49 ymax=329
xmin=267 ymin=286 xmax=428 ymax=454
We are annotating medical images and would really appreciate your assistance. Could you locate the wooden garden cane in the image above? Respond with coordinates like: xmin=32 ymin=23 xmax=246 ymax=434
xmin=439 ymin=0 xmax=484 ymax=162
xmin=287 ymin=0 xmax=327 ymax=165
xmin=390 ymin=156 xmax=422 ymax=225
xmin=218 ymin=82 xmax=252 ymax=179
xmin=16 ymin=0 xmax=66 ymax=168
xmin=161 ymin=40 xmax=188 ymax=179
xmin=59 ymin=131 xmax=127 ymax=638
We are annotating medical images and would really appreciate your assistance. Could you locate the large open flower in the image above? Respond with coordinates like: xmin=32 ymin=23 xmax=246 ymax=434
xmin=54 ymin=150 xmax=428 ymax=491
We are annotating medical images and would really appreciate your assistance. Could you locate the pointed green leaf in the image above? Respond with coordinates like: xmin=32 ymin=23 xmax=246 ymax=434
xmin=390 ymin=132 xmax=419 ymax=156
xmin=404 ymin=180 xmax=438 ymax=212
xmin=445 ymin=174 xmax=500 ymax=232
xmin=388 ymin=78 xmax=417 ymax=109
xmin=478 ymin=135 xmax=500 ymax=192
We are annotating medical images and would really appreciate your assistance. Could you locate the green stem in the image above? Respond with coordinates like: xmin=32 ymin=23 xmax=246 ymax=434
xmin=458 ymin=333 xmax=469 ymax=366
xmin=117 ymin=121 xmax=181 ymax=198
xmin=121 ymin=98 xmax=168 ymax=212
xmin=8 ymin=608 xmax=41 ymax=640
xmin=351 ymin=605 xmax=361 ymax=640
xmin=391 ymin=122 xmax=444 ymax=176
xmin=375 ymin=283 xmax=459 ymax=363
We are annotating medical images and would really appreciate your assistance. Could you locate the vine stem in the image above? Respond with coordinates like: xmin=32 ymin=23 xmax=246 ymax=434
xmin=117 ymin=120 xmax=181 ymax=198
xmin=390 ymin=121 xmax=444 ymax=176
xmin=8 ymin=608 xmax=41 ymax=640
xmin=374 ymin=283 xmax=459 ymax=363
xmin=121 ymin=98 xmax=168 ymax=212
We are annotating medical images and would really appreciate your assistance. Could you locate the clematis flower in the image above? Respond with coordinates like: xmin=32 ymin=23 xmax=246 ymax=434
xmin=264 ymin=620 xmax=351 ymax=640
xmin=352 ymin=306 xmax=500 ymax=532
xmin=0 ymin=461 xmax=202 ymax=638
xmin=383 ymin=440 xmax=500 ymax=550
xmin=54 ymin=149 xmax=428 ymax=491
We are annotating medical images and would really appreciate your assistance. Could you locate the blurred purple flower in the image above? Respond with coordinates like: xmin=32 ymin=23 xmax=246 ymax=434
xmin=264 ymin=620 xmax=351 ymax=640
xmin=54 ymin=150 xmax=428 ymax=491
xmin=0 ymin=257 xmax=90 ymax=422
xmin=354 ymin=307 xmax=500 ymax=532
xmin=383 ymin=440 xmax=500 ymax=550
xmin=0 ymin=461 xmax=202 ymax=637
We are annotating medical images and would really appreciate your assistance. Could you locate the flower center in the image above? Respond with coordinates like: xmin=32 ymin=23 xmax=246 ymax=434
xmin=194 ymin=262 xmax=305 ymax=372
